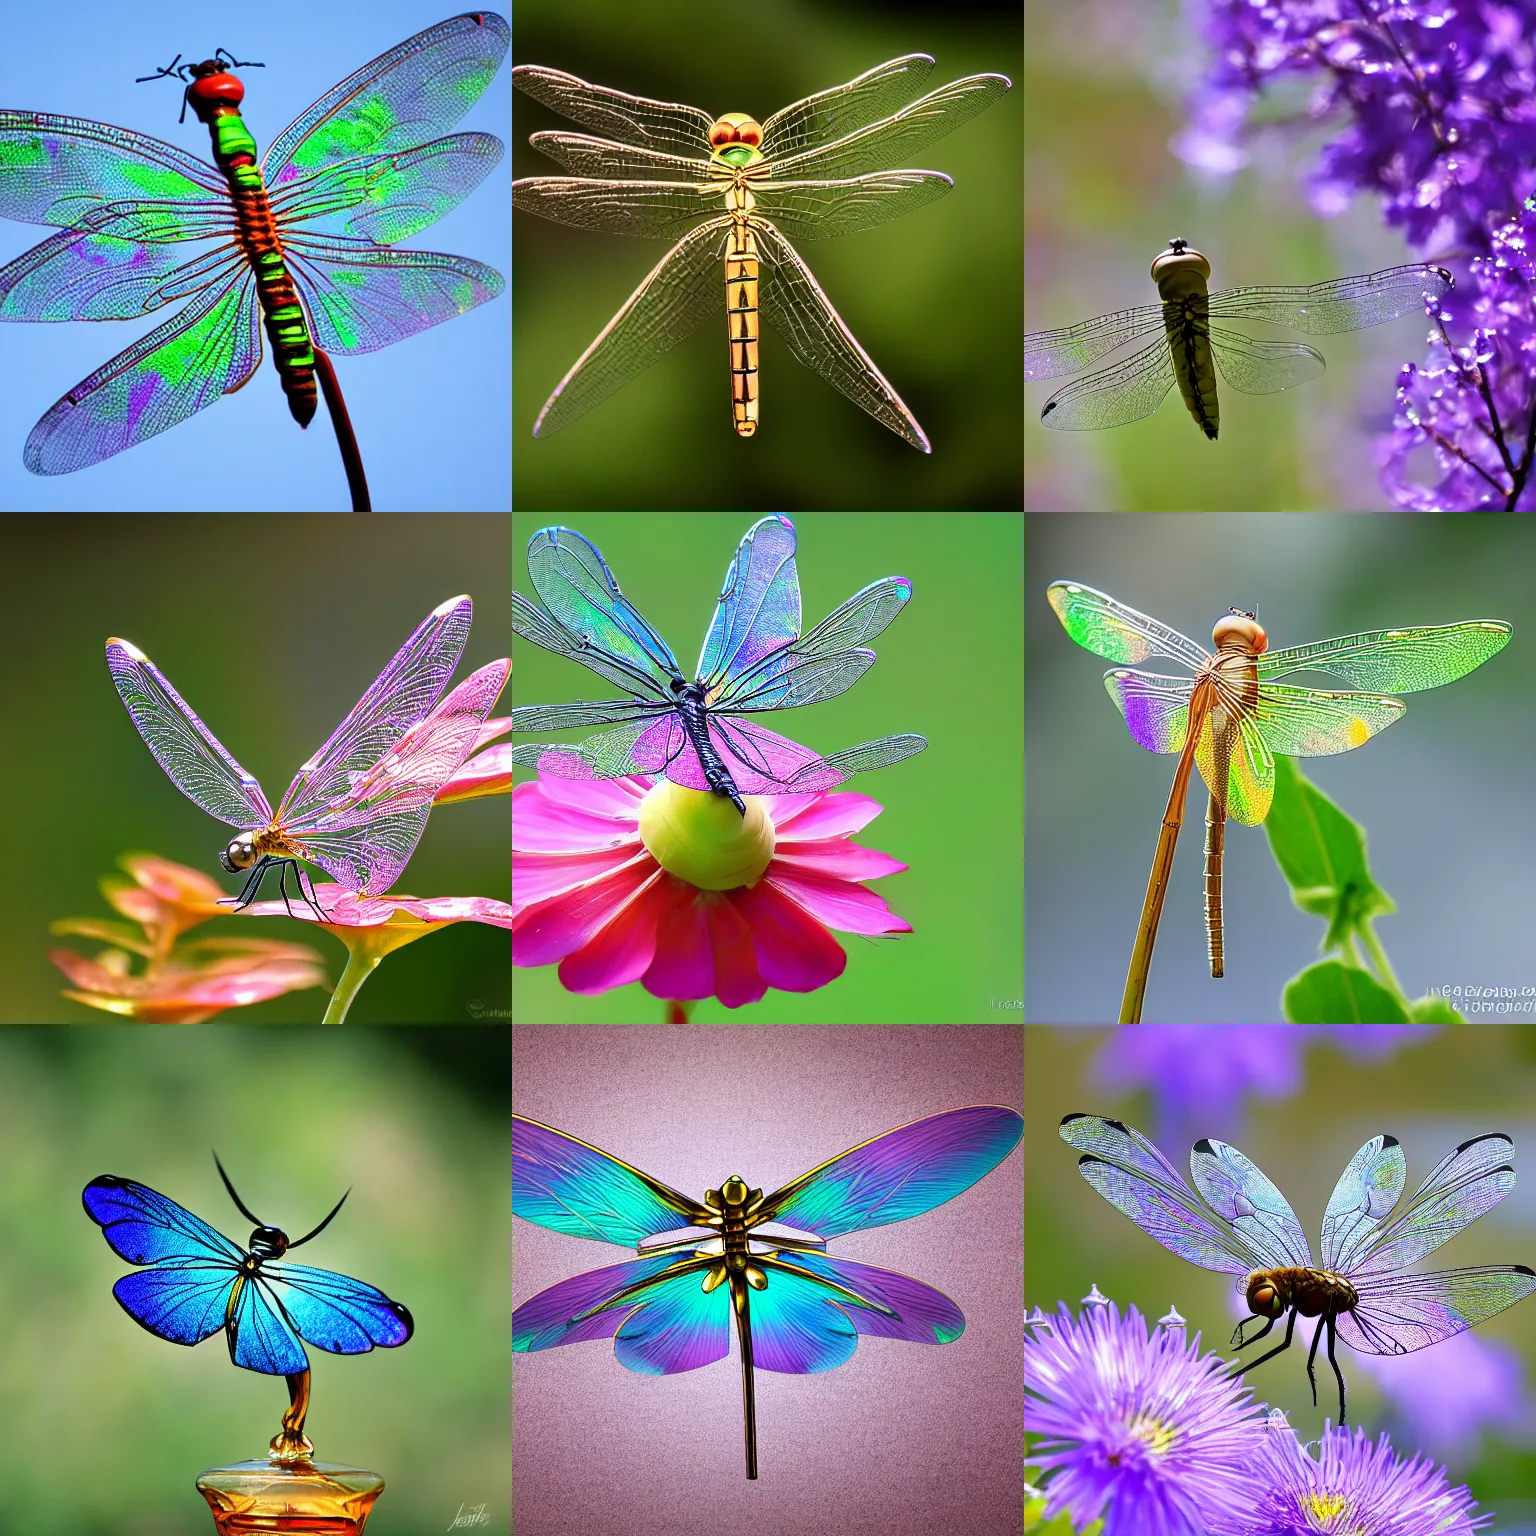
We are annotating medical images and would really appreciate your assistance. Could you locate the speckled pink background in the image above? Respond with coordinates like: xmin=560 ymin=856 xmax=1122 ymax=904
xmin=512 ymin=1025 xmax=1022 ymax=1536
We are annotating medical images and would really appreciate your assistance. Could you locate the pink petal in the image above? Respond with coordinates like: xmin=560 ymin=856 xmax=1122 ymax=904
xmin=732 ymin=881 xmax=848 ymax=991
xmin=765 ymin=863 xmax=915 ymax=936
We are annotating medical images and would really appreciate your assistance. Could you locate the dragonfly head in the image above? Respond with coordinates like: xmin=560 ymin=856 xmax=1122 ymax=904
xmin=1246 ymin=1271 xmax=1288 ymax=1319
xmin=718 ymin=1175 xmax=751 ymax=1208
xmin=221 ymin=834 xmax=258 ymax=873
xmin=1212 ymin=608 xmax=1267 ymax=655
xmin=709 ymin=113 xmax=765 ymax=169
xmin=1151 ymin=240 xmax=1211 ymax=299
xmin=248 ymin=1224 xmax=290 ymax=1260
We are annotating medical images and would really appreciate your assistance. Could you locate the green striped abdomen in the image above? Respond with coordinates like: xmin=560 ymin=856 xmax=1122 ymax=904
xmin=1161 ymin=296 xmax=1219 ymax=440
xmin=208 ymin=111 xmax=316 ymax=426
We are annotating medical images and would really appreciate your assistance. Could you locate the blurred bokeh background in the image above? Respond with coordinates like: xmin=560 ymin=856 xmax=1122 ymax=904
xmin=0 ymin=515 xmax=510 ymax=1024
xmin=512 ymin=511 xmax=1022 ymax=1022
xmin=512 ymin=0 xmax=1021 ymax=510
xmin=0 ymin=0 xmax=510 ymax=513
xmin=514 ymin=1024 xmax=1021 ymax=1535
xmin=0 ymin=1025 xmax=509 ymax=1536
xmin=1026 ymin=1025 xmax=1536 ymax=1517
xmin=1026 ymin=514 xmax=1536 ymax=1024
xmin=1025 ymin=0 xmax=1452 ymax=511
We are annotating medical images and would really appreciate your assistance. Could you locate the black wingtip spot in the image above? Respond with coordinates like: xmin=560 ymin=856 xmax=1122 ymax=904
xmin=1192 ymin=1138 xmax=1215 ymax=1154
xmin=1060 ymin=1113 xmax=1089 ymax=1126
xmin=1381 ymin=1134 xmax=1400 ymax=1148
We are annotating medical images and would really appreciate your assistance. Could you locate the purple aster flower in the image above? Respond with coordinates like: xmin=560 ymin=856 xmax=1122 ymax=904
xmin=1026 ymin=1295 xmax=1266 ymax=1536
xmin=1352 ymin=1330 xmax=1534 ymax=1461
xmin=1208 ymin=1423 xmax=1492 ymax=1535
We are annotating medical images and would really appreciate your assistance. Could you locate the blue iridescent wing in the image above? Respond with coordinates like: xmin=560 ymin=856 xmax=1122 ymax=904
xmin=1189 ymin=1136 xmax=1313 ymax=1269
xmin=110 ymin=1262 xmax=238 ymax=1349
xmin=780 ymin=1252 xmax=966 ymax=1345
xmin=756 ymin=1106 xmax=1023 ymax=1238
xmin=228 ymin=1273 xmax=310 ymax=1375
xmin=83 ymin=1175 xmax=246 ymax=1266
xmin=696 ymin=516 xmax=801 ymax=689
xmin=514 ymin=1252 xmax=696 ymax=1351
xmin=513 ymin=1115 xmax=711 ymax=1244
xmin=258 ymin=1260 xmax=414 ymax=1357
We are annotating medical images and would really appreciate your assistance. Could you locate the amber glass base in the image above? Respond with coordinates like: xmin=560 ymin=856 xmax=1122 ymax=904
xmin=196 ymin=1458 xmax=384 ymax=1535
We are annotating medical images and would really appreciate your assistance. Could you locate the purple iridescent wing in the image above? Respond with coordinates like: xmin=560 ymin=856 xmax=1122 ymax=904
xmin=696 ymin=516 xmax=801 ymax=689
xmin=775 ymin=1251 xmax=966 ymax=1346
xmin=513 ymin=1116 xmax=709 ymax=1245
xmin=1339 ymin=1266 xmax=1536 ymax=1356
xmin=1331 ymin=1133 xmax=1521 ymax=1279
xmin=105 ymin=638 xmax=272 ymax=829
xmin=274 ymin=596 xmax=472 ymax=830
xmin=1188 ymin=1137 xmax=1313 ymax=1269
xmin=756 ymin=1106 xmax=1022 ymax=1238
xmin=513 ymin=1253 xmax=695 ymax=1351
xmin=1057 ymin=1115 xmax=1257 ymax=1275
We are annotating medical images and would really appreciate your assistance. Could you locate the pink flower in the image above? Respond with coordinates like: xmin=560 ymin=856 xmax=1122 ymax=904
xmin=512 ymin=774 xmax=915 ymax=1009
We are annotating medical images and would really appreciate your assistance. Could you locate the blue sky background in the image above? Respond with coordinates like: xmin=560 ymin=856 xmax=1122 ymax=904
xmin=0 ymin=3 xmax=509 ymax=511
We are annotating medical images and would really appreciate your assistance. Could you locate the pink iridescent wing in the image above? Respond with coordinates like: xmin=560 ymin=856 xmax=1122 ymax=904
xmin=1338 ymin=1267 xmax=1536 ymax=1356
xmin=285 ymin=657 xmax=509 ymax=893
xmin=105 ymin=636 xmax=272 ymax=829
xmin=757 ymin=1106 xmax=1022 ymax=1237
xmin=274 ymin=596 xmax=473 ymax=831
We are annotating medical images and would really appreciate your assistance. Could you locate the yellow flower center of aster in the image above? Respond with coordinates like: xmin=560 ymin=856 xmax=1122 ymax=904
xmin=1301 ymin=1492 xmax=1353 ymax=1522
xmin=1125 ymin=1413 xmax=1177 ymax=1457
xmin=638 ymin=779 xmax=774 ymax=890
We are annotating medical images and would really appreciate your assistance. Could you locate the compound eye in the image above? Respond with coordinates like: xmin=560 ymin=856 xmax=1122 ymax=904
xmin=709 ymin=122 xmax=733 ymax=147
xmin=1253 ymin=1284 xmax=1278 ymax=1314
xmin=738 ymin=125 xmax=761 ymax=147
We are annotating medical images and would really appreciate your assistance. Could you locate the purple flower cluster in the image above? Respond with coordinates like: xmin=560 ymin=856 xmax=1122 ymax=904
xmin=1181 ymin=0 xmax=1536 ymax=509
xmin=1026 ymin=1294 xmax=1493 ymax=1534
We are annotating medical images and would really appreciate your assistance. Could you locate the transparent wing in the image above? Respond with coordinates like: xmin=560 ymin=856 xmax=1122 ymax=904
xmin=83 ymin=1176 xmax=246 ymax=1266
xmin=513 ymin=1116 xmax=709 ymax=1245
xmin=258 ymin=1261 xmax=413 ymax=1356
xmin=766 ymin=73 xmax=1013 ymax=182
xmin=746 ymin=172 xmax=953 ymax=241
xmin=702 ymin=719 xmax=926 ymax=796
xmin=528 ymin=220 xmax=726 ymax=439
xmin=509 ymin=699 xmax=672 ymax=734
xmin=1248 ymin=682 xmax=1405 ymax=756
xmin=1047 ymin=581 xmax=1211 ymax=671
xmin=1339 ymin=1266 xmax=1536 ymax=1356
xmin=523 ymin=132 xmax=708 ymax=181
xmin=757 ymin=1106 xmax=1022 ymax=1238
xmin=1035 ymin=334 xmax=1176 ymax=432
xmin=720 ymin=651 xmax=876 ymax=712
xmin=1189 ymin=1137 xmax=1313 ymax=1269
xmin=1057 ymin=1114 xmax=1258 ymax=1275
xmin=511 ymin=65 xmax=716 ymax=156
xmin=1102 ymin=670 xmax=1194 ymax=754
xmin=105 ymin=638 xmax=271 ymax=829
xmin=758 ymin=55 xmax=937 ymax=160
xmin=507 ymin=716 xmax=688 ymax=784
xmin=512 ymin=176 xmax=716 ymax=238
xmin=755 ymin=220 xmax=929 ymax=451
xmin=1321 ymin=1135 xmax=1407 ymax=1275
xmin=1197 ymin=711 xmax=1274 ymax=826
xmin=697 ymin=516 xmax=800 ymax=689
xmin=1204 ymin=264 xmax=1453 ymax=334
xmin=523 ymin=526 xmax=683 ymax=696
xmin=1256 ymin=621 xmax=1513 ymax=690
xmin=1025 ymin=303 xmax=1165 ymax=381
xmin=274 ymin=595 xmax=472 ymax=830
xmin=1340 ymin=1133 xmax=1522 ymax=1278
xmin=1209 ymin=325 xmax=1325 ymax=395
xmin=513 ymin=592 xmax=673 ymax=703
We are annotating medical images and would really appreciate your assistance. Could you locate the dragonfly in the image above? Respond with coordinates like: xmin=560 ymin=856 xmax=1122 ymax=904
xmin=511 ymin=516 xmax=926 ymax=814
xmin=1059 ymin=1114 xmax=1536 ymax=1422
xmin=514 ymin=1106 xmax=1023 ymax=1477
xmin=0 ymin=12 xmax=507 ymax=504
xmin=83 ymin=1154 xmax=413 ymax=1377
xmin=107 ymin=594 xmax=510 ymax=917
xmin=512 ymin=55 xmax=1012 ymax=450
xmin=1025 ymin=239 xmax=1453 ymax=439
xmin=1048 ymin=580 xmax=1511 ymax=1023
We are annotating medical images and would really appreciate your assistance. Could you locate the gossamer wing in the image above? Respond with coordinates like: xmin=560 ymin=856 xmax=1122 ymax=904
xmin=510 ymin=516 xmax=925 ymax=813
xmin=107 ymin=595 xmax=510 ymax=915
xmin=1025 ymin=240 xmax=1452 ymax=439
xmin=514 ymin=1106 xmax=1024 ymax=1477
xmin=1059 ymin=1114 xmax=1536 ymax=1421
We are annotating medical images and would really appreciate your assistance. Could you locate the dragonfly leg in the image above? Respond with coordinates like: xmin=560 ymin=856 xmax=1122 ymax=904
xmin=229 ymin=856 xmax=272 ymax=911
xmin=1231 ymin=1306 xmax=1296 ymax=1380
xmin=1304 ymin=1312 xmax=1328 ymax=1407
xmin=1325 ymin=1314 xmax=1347 ymax=1424
xmin=296 ymin=865 xmax=328 ymax=922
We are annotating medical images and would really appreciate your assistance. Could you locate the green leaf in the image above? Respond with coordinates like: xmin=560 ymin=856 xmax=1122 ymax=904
xmin=1284 ymin=960 xmax=1410 ymax=1022
xmin=1264 ymin=757 xmax=1395 ymax=950
xmin=1406 ymin=994 xmax=1466 ymax=1023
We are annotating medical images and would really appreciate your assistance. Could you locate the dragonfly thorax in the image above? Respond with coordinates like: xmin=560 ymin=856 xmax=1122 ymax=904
xmin=1246 ymin=1266 xmax=1358 ymax=1320
xmin=220 ymin=827 xmax=298 ymax=873
xmin=247 ymin=1224 xmax=291 ymax=1260
xmin=1212 ymin=609 xmax=1267 ymax=655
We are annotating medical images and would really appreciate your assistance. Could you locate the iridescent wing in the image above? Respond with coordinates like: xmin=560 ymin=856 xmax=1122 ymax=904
xmin=1188 ymin=1137 xmax=1314 ymax=1269
xmin=225 ymin=1274 xmax=310 ymax=1374
xmin=1330 ymin=1133 xmax=1523 ymax=1279
xmin=1032 ymin=335 xmax=1177 ymax=432
xmin=1255 ymin=621 xmax=1513 ymax=690
xmin=774 ymin=1251 xmax=966 ymax=1348
xmin=510 ymin=65 xmax=716 ymax=156
xmin=273 ymin=596 xmax=473 ymax=831
xmin=513 ymin=1116 xmax=710 ymax=1244
xmin=263 ymin=12 xmax=509 ymax=190
xmin=105 ymin=635 xmax=272 ymax=829
xmin=696 ymin=516 xmax=801 ymax=688
xmin=736 ymin=1262 xmax=892 ymax=1374
xmin=1203 ymin=264 xmax=1453 ymax=334
xmin=1048 ymin=582 xmax=1211 ymax=671
xmin=513 ymin=1253 xmax=709 ymax=1354
xmin=758 ymin=55 xmax=938 ymax=160
xmin=1057 ymin=1114 xmax=1257 ymax=1275
xmin=257 ymin=1260 xmax=414 ymax=1357
xmin=1025 ymin=303 xmax=1164 ymax=383
xmin=755 ymin=1106 xmax=1022 ymax=1238
xmin=1338 ymin=1266 xmax=1536 ymax=1357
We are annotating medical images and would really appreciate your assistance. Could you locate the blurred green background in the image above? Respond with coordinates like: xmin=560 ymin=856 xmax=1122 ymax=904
xmin=512 ymin=512 xmax=1022 ymax=1021
xmin=1025 ymin=0 xmax=1451 ymax=510
xmin=0 ymin=1026 xmax=509 ymax=1536
xmin=1026 ymin=1026 xmax=1536 ymax=1514
xmin=1027 ymin=514 xmax=1536 ymax=1023
xmin=0 ymin=515 xmax=510 ymax=1024
xmin=512 ymin=0 xmax=1022 ymax=510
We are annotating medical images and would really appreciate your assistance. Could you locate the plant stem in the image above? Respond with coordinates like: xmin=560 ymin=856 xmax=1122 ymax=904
xmin=1358 ymin=921 xmax=1405 ymax=1000
xmin=321 ymin=944 xmax=381 ymax=1023
xmin=313 ymin=348 xmax=372 ymax=511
